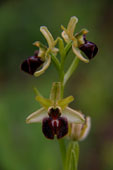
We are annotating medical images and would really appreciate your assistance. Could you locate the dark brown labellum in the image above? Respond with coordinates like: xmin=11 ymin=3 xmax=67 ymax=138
xmin=42 ymin=108 xmax=68 ymax=139
xmin=21 ymin=51 xmax=44 ymax=75
xmin=79 ymin=35 xmax=98 ymax=60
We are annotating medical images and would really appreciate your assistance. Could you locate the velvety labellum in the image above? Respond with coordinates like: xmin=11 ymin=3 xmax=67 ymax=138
xmin=79 ymin=36 xmax=98 ymax=59
xmin=42 ymin=108 xmax=68 ymax=139
xmin=21 ymin=51 xmax=44 ymax=75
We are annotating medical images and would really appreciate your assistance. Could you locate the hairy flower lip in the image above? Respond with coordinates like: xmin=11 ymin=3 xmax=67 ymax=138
xmin=42 ymin=113 xmax=68 ymax=139
xmin=79 ymin=35 xmax=98 ymax=60
xmin=21 ymin=51 xmax=44 ymax=75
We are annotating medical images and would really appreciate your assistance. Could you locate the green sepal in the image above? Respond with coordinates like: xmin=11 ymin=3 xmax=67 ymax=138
xmin=40 ymin=26 xmax=55 ymax=49
xmin=34 ymin=55 xmax=51 ymax=77
xmin=62 ymin=107 xmax=85 ymax=124
xmin=72 ymin=44 xmax=89 ymax=63
xmin=26 ymin=107 xmax=47 ymax=124
xmin=67 ymin=16 xmax=78 ymax=38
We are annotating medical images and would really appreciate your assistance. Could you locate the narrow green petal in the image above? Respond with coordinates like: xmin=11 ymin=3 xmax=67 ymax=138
xmin=26 ymin=107 xmax=47 ymax=124
xmin=34 ymin=87 xmax=42 ymax=96
xmin=75 ymin=29 xmax=89 ymax=46
xmin=34 ymin=55 xmax=51 ymax=77
xmin=72 ymin=44 xmax=89 ymax=63
xmin=36 ymin=96 xmax=52 ymax=109
xmin=57 ymin=96 xmax=74 ymax=110
xmin=50 ymin=82 xmax=61 ymax=105
xmin=40 ymin=26 xmax=55 ymax=48
xmin=62 ymin=107 xmax=85 ymax=123
xmin=33 ymin=41 xmax=47 ymax=49
xmin=75 ymin=28 xmax=88 ymax=38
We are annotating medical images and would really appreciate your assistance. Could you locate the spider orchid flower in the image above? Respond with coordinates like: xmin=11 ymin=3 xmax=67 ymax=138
xmin=61 ymin=16 xmax=98 ymax=63
xmin=26 ymin=82 xmax=85 ymax=139
xmin=21 ymin=27 xmax=59 ymax=76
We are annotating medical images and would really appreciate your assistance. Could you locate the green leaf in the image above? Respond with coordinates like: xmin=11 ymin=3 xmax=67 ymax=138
xmin=65 ymin=141 xmax=79 ymax=170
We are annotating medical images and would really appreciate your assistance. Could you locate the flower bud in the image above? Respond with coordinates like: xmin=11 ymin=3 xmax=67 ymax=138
xmin=69 ymin=116 xmax=91 ymax=141
xmin=21 ymin=51 xmax=44 ymax=75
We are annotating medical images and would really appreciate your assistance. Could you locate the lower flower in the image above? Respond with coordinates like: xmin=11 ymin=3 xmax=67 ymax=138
xmin=26 ymin=82 xmax=85 ymax=140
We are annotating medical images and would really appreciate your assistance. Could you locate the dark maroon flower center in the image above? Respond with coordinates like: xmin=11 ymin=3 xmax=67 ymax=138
xmin=79 ymin=35 xmax=98 ymax=60
xmin=42 ymin=107 xmax=68 ymax=139
xmin=21 ymin=51 xmax=44 ymax=75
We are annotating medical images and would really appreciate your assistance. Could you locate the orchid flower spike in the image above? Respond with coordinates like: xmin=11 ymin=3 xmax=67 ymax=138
xmin=21 ymin=27 xmax=59 ymax=77
xmin=26 ymin=82 xmax=85 ymax=139
xmin=61 ymin=16 xmax=98 ymax=63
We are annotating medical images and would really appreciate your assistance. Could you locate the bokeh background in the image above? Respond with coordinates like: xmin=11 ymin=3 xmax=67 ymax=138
xmin=0 ymin=0 xmax=113 ymax=169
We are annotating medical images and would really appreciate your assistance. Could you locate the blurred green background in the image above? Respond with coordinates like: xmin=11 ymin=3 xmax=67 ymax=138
xmin=0 ymin=0 xmax=113 ymax=169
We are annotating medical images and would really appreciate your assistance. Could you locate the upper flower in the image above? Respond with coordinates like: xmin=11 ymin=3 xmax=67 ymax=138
xmin=21 ymin=26 xmax=59 ymax=76
xmin=26 ymin=82 xmax=85 ymax=139
xmin=61 ymin=16 xmax=98 ymax=63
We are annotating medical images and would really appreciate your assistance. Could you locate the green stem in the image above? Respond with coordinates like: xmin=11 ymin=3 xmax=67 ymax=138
xmin=58 ymin=139 xmax=66 ymax=168
xmin=57 ymin=42 xmax=80 ymax=170
xmin=58 ymin=69 xmax=66 ymax=170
